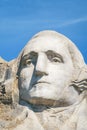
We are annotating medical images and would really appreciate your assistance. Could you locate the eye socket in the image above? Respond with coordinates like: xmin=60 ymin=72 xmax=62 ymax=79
xmin=46 ymin=51 xmax=63 ymax=64
xmin=21 ymin=52 xmax=38 ymax=67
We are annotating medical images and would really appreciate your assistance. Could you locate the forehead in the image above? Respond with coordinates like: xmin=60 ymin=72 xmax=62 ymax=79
xmin=23 ymin=35 xmax=70 ymax=57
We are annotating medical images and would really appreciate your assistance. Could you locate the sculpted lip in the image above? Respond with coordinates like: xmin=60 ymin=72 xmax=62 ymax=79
xmin=32 ymin=81 xmax=50 ymax=86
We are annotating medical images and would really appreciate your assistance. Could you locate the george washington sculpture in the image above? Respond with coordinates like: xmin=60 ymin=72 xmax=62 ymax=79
xmin=0 ymin=30 xmax=87 ymax=130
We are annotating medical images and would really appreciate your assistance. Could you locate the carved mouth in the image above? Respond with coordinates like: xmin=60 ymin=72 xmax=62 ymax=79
xmin=33 ymin=81 xmax=50 ymax=86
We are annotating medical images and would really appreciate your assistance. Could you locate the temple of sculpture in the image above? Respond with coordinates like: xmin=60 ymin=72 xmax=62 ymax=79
xmin=0 ymin=30 xmax=87 ymax=130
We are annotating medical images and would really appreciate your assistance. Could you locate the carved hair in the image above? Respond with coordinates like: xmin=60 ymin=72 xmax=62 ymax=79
xmin=70 ymin=65 xmax=87 ymax=93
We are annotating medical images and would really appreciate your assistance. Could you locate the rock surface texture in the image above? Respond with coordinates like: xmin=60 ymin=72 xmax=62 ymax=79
xmin=0 ymin=30 xmax=87 ymax=130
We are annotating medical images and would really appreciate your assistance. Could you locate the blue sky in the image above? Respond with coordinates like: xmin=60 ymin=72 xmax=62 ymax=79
xmin=0 ymin=0 xmax=87 ymax=63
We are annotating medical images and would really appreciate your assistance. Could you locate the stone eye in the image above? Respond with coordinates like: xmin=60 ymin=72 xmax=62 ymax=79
xmin=25 ymin=59 xmax=32 ymax=65
xmin=52 ymin=57 xmax=61 ymax=63
xmin=22 ymin=59 xmax=32 ymax=66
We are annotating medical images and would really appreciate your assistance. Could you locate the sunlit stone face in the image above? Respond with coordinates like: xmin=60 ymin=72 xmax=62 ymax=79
xmin=18 ymin=33 xmax=75 ymax=106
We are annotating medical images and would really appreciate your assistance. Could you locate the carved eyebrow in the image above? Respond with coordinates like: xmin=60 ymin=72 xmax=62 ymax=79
xmin=45 ymin=50 xmax=64 ymax=63
xmin=22 ymin=51 xmax=37 ymax=60
xmin=22 ymin=50 xmax=64 ymax=63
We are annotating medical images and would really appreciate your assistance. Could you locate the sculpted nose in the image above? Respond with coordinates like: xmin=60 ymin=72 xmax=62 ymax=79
xmin=35 ymin=53 xmax=48 ymax=76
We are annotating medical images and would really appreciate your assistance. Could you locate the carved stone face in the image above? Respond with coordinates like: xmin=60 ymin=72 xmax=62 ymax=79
xmin=18 ymin=33 xmax=77 ymax=106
